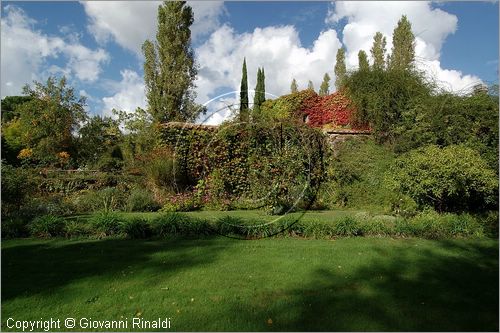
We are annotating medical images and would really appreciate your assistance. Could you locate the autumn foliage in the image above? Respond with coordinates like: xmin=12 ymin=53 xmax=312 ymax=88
xmin=302 ymin=92 xmax=356 ymax=128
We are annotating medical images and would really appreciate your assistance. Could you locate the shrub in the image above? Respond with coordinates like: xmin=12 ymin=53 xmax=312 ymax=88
xmin=75 ymin=188 xmax=125 ymax=213
xmin=90 ymin=212 xmax=124 ymax=236
xmin=326 ymin=139 xmax=395 ymax=210
xmin=119 ymin=218 xmax=152 ymax=239
xmin=28 ymin=215 xmax=66 ymax=237
xmin=126 ymin=188 xmax=160 ymax=212
xmin=151 ymin=213 xmax=213 ymax=237
xmin=334 ymin=216 xmax=362 ymax=236
xmin=2 ymin=218 xmax=29 ymax=238
xmin=64 ymin=220 xmax=91 ymax=238
xmin=141 ymin=147 xmax=187 ymax=191
xmin=161 ymin=192 xmax=201 ymax=212
xmin=24 ymin=195 xmax=75 ymax=217
xmin=449 ymin=214 xmax=484 ymax=238
xmin=1 ymin=163 xmax=34 ymax=217
xmin=386 ymin=145 xmax=498 ymax=212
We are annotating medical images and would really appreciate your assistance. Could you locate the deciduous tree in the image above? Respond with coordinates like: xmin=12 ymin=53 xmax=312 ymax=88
xmin=334 ymin=48 xmax=347 ymax=90
xmin=142 ymin=1 xmax=201 ymax=123
xmin=370 ymin=32 xmax=387 ymax=70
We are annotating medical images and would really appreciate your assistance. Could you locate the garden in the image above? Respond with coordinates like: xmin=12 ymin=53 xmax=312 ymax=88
xmin=1 ymin=3 xmax=499 ymax=332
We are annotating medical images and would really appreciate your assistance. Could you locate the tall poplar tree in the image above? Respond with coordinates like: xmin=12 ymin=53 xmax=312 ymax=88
xmin=142 ymin=1 xmax=200 ymax=123
xmin=370 ymin=32 xmax=387 ymax=71
xmin=334 ymin=48 xmax=347 ymax=90
xmin=388 ymin=15 xmax=415 ymax=71
xmin=319 ymin=73 xmax=331 ymax=96
xmin=290 ymin=78 xmax=298 ymax=93
xmin=307 ymin=80 xmax=315 ymax=91
xmin=239 ymin=58 xmax=249 ymax=121
xmin=358 ymin=50 xmax=370 ymax=71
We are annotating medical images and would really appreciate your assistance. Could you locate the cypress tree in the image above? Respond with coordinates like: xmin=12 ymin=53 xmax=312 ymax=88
xmin=239 ymin=58 xmax=249 ymax=121
xmin=388 ymin=15 xmax=415 ymax=71
xmin=291 ymin=78 xmax=298 ymax=93
xmin=334 ymin=48 xmax=347 ymax=90
xmin=371 ymin=32 xmax=387 ymax=71
xmin=253 ymin=68 xmax=263 ymax=116
xmin=319 ymin=73 xmax=331 ymax=96
xmin=358 ymin=50 xmax=370 ymax=71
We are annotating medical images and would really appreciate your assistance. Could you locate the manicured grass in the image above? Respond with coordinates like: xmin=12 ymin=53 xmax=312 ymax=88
xmin=2 ymin=237 xmax=498 ymax=331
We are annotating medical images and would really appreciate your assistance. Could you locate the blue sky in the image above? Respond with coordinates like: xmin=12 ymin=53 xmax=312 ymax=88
xmin=1 ymin=1 xmax=498 ymax=122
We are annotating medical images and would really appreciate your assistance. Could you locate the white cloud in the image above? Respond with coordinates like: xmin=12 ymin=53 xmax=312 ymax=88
xmin=101 ymin=69 xmax=146 ymax=116
xmin=82 ymin=1 xmax=225 ymax=55
xmin=1 ymin=5 xmax=109 ymax=97
xmin=326 ymin=1 xmax=481 ymax=93
xmin=195 ymin=25 xmax=342 ymax=105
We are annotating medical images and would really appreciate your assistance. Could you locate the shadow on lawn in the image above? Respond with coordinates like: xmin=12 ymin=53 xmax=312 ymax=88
xmin=2 ymin=237 xmax=230 ymax=301
xmin=229 ymin=240 xmax=499 ymax=332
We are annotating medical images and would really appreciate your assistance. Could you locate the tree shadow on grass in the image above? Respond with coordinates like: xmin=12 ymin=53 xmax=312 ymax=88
xmin=2 ymin=237 xmax=230 ymax=302
xmin=228 ymin=239 xmax=498 ymax=332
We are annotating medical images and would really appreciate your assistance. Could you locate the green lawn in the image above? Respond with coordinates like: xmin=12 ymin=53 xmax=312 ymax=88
xmin=2 ymin=236 xmax=498 ymax=331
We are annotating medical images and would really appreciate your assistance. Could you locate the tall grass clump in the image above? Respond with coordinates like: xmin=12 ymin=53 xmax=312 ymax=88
xmin=90 ymin=212 xmax=124 ymax=236
xmin=151 ymin=213 xmax=213 ymax=237
xmin=119 ymin=218 xmax=152 ymax=239
xmin=28 ymin=215 xmax=66 ymax=238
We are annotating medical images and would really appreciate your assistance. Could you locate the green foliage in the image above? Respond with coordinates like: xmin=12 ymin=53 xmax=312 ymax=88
xmin=239 ymin=58 xmax=249 ymax=121
xmin=358 ymin=50 xmax=370 ymax=71
xmin=63 ymin=220 xmax=91 ymax=238
xmin=334 ymin=48 xmax=347 ymax=90
xmin=141 ymin=147 xmax=186 ymax=192
xmin=160 ymin=121 xmax=327 ymax=213
xmin=260 ymin=89 xmax=316 ymax=120
xmin=393 ymin=91 xmax=499 ymax=164
xmin=319 ymin=73 xmax=331 ymax=96
xmin=28 ymin=215 xmax=66 ymax=237
xmin=307 ymin=80 xmax=314 ymax=91
xmin=114 ymin=108 xmax=159 ymax=159
xmin=388 ymin=15 xmax=415 ymax=71
xmin=325 ymin=138 xmax=395 ymax=210
xmin=370 ymin=32 xmax=387 ymax=70
xmin=1 ymin=95 xmax=32 ymax=122
xmin=1 ymin=163 xmax=34 ymax=216
xmin=90 ymin=212 xmax=124 ymax=236
xmin=333 ymin=216 xmax=362 ymax=236
xmin=386 ymin=145 xmax=498 ymax=212
xmin=344 ymin=68 xmax=433 ymax=139
xmin=77 ymin=115 xmax=122 ymax=166
xmin=126 ymin=188 xmax=160 ymax=212
xmin=119 ymin=218 xmax=152 ymax=239
xmin=290 ymin=78 xmax=298 ymax=93
xmin=151 ymin=213 xmax=213 ymax=237
xmin=15 ymin=76 xmax=87 ymax=165
xmin=253 ymin=67 xmax=266 ymax=117
xmin=2 ymin=218 xmax=30 ymax=238
xmin=142 ymin=1 xmax=201 ymax=123
xmin=161 ymin=192 xmax=201 ymax=212
xmin=76 ymin=188 xmax=126 ymax=213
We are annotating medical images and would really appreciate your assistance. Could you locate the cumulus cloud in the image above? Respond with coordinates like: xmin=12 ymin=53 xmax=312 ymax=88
xmin=326 ymin=1 xmax=481 ymax=93
xmin=195 ymin=25 xmax=342 ymax=105
xmin=82 ymin=1 xmax=225 ymax=54
xmin=101 ymin=69 xmax=146 ymax=116
xmin=1 ymin=5 xmax=109 ymax=97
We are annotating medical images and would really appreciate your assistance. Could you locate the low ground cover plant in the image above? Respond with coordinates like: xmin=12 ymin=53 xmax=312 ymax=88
xmin=4 ymin=210 xmax=490 ymax=240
